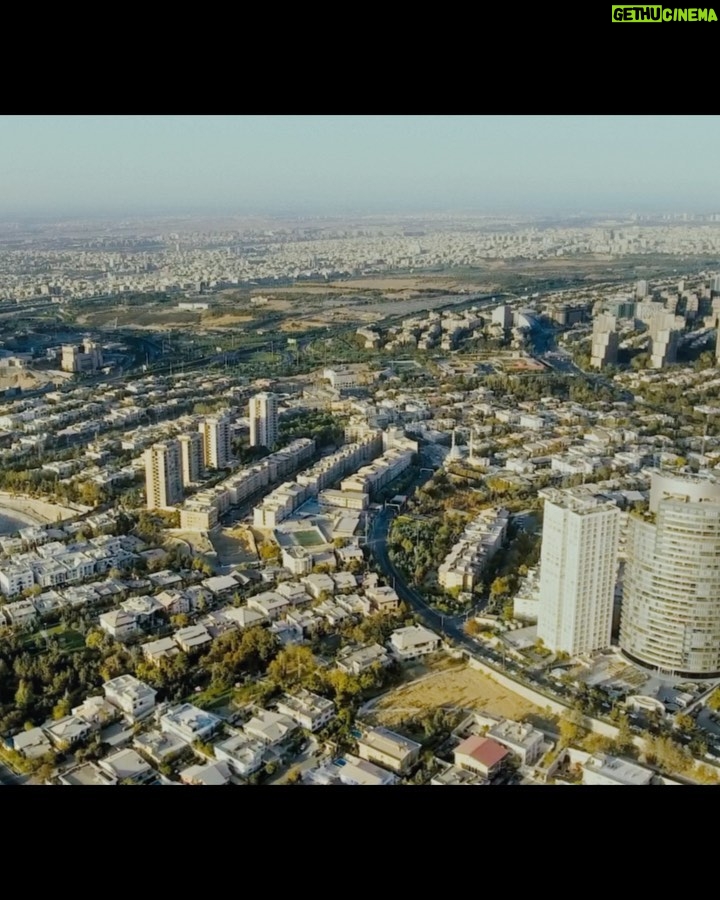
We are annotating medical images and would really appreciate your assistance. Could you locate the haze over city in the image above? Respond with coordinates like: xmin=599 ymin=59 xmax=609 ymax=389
xmin=2 ymin=115 xmax=720 ymax=218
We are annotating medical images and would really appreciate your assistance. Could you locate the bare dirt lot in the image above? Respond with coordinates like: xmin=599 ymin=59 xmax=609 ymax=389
xmin=367 ymin=659 xmax=546 ymax=726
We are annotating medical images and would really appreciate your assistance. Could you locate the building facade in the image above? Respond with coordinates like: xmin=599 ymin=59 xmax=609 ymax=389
xmin=179 ymin=432 xmax=204 ymax=485
xmin=144 ymin=440 xmax=184 ymax=509
xmin=536 ymin=490 xmax=620 ymax=656
xmin=199 ymin=416 xmax=232 ymax=469
xmin=249 ymin=392 xmax=278 ymax=449
xmin=620 ymin=471 xmax=720 ymax=677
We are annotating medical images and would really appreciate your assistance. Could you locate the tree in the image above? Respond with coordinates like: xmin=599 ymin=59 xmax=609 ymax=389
xmin=558 ymin=707 xmax=587 ymax=748
xmin=267 ymin=645 xmax=317 ymax=692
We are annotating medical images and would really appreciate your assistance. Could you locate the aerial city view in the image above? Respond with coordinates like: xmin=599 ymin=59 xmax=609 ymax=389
xmin=2 ymin=114 xmax=720 ymax=786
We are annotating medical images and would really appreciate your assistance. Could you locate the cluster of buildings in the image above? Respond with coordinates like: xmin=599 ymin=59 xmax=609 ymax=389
xmin=519 ymin=469 xmax=720 ymax=679
xmin=438 ymin=507 xmax=510 ymax=592
xmin=8 ymin=216 xmax=720 ymax=303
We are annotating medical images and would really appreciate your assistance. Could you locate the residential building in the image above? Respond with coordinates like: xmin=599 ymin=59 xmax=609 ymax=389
xmin=99 ymin=749 xmax=154 ymax=784
xmin=199 ymin=415 xmax=232 ymax=469
xmin=355 ymin=726 xmax=421 ymax=775
xmin=389 ymin=625 xmax=441 ymax=661
xmin=145 ymin=440 xmax=184 ymax=509
xmin=160 ymin=703 xmax=222 ymax=744
xmin=454 ymin=735 xmax=510 ymax=778
xmin=103 ymin=674 xmax=157 ymax=721
xmin=303 ymin=754 xmax=398 ymax=786
xmin=537 ymin=490 xmax=620 ymax=655
xmin=276 ymin=689 xmax=336 ymax=732
xmin=590 ymin=314 xmax=619 ymax=369
xmin=214 ymin=732 xmax=265 ymax=778
xmin=180 ymin=760 xmax=233 ymax=785
xmin=620 ymin=470 xmax=720 ymax=676
xmin=249 ymin=392 xmax=279 ymax=449
xmin=582 ymin=752 xmax=654 ymax=786
xmin=243 ymin=709 xmax=298 ymax=746
xmin=179 ymin=432 xmax=204 ymax=485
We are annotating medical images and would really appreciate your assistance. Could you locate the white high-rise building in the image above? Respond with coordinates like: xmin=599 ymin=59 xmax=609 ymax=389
xmin=199 ymin=416 xmax=232 ymax=470
xmin=620 ymin=471 xmax=720 ymax=677
xmin=179 ymin=432 xmax=204 ymax=485
xmin=249 ymin=392 xmax=278 ymax=449
xmin=145 ymin=440 xmax=184 ymax=510
xmin=537 ymin=490 xmax=620 ymax=656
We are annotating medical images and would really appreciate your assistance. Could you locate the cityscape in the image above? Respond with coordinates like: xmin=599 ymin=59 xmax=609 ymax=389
xmin=2 ymin=115 xmax=720 ymax=787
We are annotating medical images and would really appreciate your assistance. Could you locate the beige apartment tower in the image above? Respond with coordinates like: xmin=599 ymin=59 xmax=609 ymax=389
xmin=199 ymin=416 xmax=232 ymax=470
xmin=249 ymin=392 xmax=279 ymax=449
xmin=179 ymin=432 xmax=204 ymax=485
xmin=590 ymin=314 xmax=619 ymax=369
xmin=145 ymin=440 xmax=184 ymax=510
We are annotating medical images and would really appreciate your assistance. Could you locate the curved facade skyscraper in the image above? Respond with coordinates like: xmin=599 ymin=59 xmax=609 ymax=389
xmin=620 ymin=471 xmax=720 ymax=677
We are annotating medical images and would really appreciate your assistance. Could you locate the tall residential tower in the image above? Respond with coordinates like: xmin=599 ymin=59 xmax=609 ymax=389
xmin=620 ymin=470 xmax=720 ymax=677
xmin=144 ymin=440 xmax=184 ymax=510
xmin=537 ymin=490 xmax=620 ymax=656
xmin=249 ymin=392 xmax=278 ymax=449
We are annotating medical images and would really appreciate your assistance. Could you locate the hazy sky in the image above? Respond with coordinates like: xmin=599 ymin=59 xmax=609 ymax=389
xmin=1 ymin=115 xmax=719 ymax=218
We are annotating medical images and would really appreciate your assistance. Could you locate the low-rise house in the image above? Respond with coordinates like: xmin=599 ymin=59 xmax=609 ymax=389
xmin=160 ymin=703 xmax=222 ymax=744
xmin=314 ymin=599 xmax=351 ymax=626
xmin=303 ymin=753 xmax=398 ymax=786
xmin=2 ymin=598 xmax=38 ymax=628
xmin=103 ymin=674 xmax=157 ymax=721
xmin=364 ymin=584 xmax=400 ymax=612
xmin=276 ymin=689 xmax=335 ymax=732
xmin=44 ymin=715 xmax=93 ymax=750
xmin=59 ymin=762 xmax=117 ymax=786
xmin=220 ymin=606 xmax=267 ymax=630
xmin=454 ymin=735 xmax=510 ymax=779
xmin=120 ymin=594 xmax=164 ymax=627
xmin=12 ymin=727 xmax=53 ymax=760
xmin=269 ymin=619 xmax=303 ymax=646
xmin=389 ymin=625 xmax=440 ymax=661
xmin=488 ymin=719 xmax=546 ymax=767
xmin=133 ymin=729 xmax=187 ymax=765
xmin=142 ymin=636 xmax=179 ymax=664
xmin=336 ymin=643 xmax=391 ymax=676
xmin=99 ymin=609 xmax=139 ymax=643
xmin=431 ymin=762 xmax=488 ymax=785
xmin=582 ymin=753 xmax=654 ymax=786
xmin=356 ymin=727 xmax=421 ymax=775
xmin=214 ymin=732 xmax=266 ymax=778
xmin=180 ymin=759 xmax=233 ymax=786
xmin=275 ymin=580 xmax=312 ymax=606
xmin=332 ymin=572 xmax=357 ymax=592
xmin=243 ymin=709 xmax=298 ymax=746
xmin=155 ymin=589 xmax=191 ymax=616
xmin=302 ymin=572 xmax=335 ymax=600
xmin=202 ymin=574 xmax=242 ymax=598
xmin=247 ymin=591 xmax=290 ymax=621
xmin=71 ymin=695 xmax=119 ymax=730
xmin=174 ymin=624 xmax=212 ymax=653
xmin=99 ymin=748 xmax=154 ymax=784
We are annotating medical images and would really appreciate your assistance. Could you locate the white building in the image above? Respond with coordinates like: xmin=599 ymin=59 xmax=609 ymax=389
xmin=103 ymin=674 xmax=157 ymax=721
xmin=389 ymin=625 xmax=441 ymax=661
xmin=145 ymin=440 xmax=184 ymax=509
xmin=249 ymin=392 xmax=279 ymax=449
xmin=537 ymin=490 xmax=620 ymax=656
xmin=620 ymin=470 xmax=720 ymax=676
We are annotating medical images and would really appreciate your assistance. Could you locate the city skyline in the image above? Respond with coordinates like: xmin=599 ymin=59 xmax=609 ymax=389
xmin=3 ymin=115 xmax=720 ymax=219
